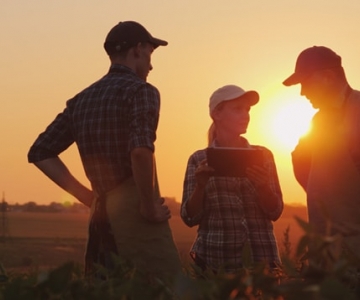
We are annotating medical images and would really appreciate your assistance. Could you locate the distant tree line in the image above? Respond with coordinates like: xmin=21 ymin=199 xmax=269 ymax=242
xmin=2 ymin=201 xmax=89 ymax=213
xmin=2 ymin=197 xmax=180 ymax=214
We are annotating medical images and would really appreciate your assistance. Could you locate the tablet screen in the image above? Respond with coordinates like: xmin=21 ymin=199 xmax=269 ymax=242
xmin=206 ymin=147 xmax=264 ymax=177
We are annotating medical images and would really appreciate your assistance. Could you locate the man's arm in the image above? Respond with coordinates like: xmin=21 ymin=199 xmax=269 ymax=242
xmin=131 ymin=147 xmax=170 ymax=223
xmin=33 ymin=157 xmax=93 ymax=207
xmin=292 ymin=137 xmax=312 ymax=190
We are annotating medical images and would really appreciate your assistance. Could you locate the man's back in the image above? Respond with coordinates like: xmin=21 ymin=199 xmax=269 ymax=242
xmin=69 ymin=64 xmax=160 ymax=194
xmin=29 ymin=64 xmax=161 ymax=195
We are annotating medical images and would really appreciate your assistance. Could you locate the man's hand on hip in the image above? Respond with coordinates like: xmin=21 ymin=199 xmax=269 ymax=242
xmin=140 ymin=197 xmax=171 ymax=223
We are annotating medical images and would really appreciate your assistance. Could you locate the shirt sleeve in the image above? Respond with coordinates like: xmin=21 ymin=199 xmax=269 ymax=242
xmin=180 ymin=152 xmax=204 ymax=227
xmin=257 ymin=147 xmax=284 ymax=221
xmin=128 ymin=84 xmax=160 ymax=152
xmin=28 ymin=107 xmax=74 ymax=163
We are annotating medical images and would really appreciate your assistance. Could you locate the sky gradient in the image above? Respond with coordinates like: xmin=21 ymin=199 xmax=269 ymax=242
xmin=2 ymin=1 xmax=360 ymax=205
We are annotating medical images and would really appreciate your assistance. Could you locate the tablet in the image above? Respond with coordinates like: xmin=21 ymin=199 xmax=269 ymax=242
xmin=206 ymin=147 xmax=264 ymax=177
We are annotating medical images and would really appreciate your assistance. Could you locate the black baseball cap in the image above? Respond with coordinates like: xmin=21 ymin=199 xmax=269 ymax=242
xmin=283 ymin=46 xmax=342 ymax=86
xmin=104 ymin=21 xmax=168 ymax=55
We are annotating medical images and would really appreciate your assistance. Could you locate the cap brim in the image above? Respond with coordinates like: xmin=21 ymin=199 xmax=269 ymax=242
xmin=150 ymin=37 xmax=168 ymax=48
xmin=241 ymin=91 xmax=259 ymax=106
xmin=283 ymin=73 xmax=302 ymax=86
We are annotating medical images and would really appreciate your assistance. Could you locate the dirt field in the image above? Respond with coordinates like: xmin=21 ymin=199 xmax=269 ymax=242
xmin=0 ymin=205 xmax=307 ymax=271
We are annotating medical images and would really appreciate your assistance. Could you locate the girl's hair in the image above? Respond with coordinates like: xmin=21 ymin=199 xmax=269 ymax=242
xmin=207 ymin=101 xmax=226 ymax=146
xmin=207 ymin=122 xmax=216 ymax=146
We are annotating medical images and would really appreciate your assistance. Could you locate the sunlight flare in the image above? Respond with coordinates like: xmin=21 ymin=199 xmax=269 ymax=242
xmin=269 ymin=99 xmax=316 ymax=150
xmin=252 ymin=87 xmax=317 ymax=152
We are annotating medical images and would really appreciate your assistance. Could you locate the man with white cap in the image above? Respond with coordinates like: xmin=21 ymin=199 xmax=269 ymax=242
xmin=28 ymin=21 xmax=181 ymax=280
xmin=181 ymin=84 xmax=283 ymax=273
xmin=283 ymin=46 xmax=360 ymax=256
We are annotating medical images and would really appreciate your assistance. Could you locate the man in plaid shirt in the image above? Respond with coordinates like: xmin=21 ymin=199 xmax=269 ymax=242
xmin=28 ymin=21 xmax=181 ymax=280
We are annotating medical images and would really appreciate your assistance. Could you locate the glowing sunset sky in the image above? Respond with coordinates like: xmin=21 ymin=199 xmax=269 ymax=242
xmin=1 ymin=1 xmax=360 ymax=205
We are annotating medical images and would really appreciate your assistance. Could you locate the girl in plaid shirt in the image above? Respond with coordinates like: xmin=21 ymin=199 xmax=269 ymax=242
xmin=181 ymin=85 xmax=283 ymax=273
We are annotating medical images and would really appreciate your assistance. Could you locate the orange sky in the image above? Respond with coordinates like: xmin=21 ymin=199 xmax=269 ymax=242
xmin=1 ymin=1 xmax=360 ymax=206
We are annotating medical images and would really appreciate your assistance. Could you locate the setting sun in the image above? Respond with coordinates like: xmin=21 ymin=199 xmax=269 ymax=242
xmin=269 ymin=99 xmax=316 ymax=150
xmin=251 ymin=89 xmax=317 ymax=153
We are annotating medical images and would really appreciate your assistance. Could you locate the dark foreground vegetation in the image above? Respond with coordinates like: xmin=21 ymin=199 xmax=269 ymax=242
xmin=1 ymin=217 xmax=359 ymax=300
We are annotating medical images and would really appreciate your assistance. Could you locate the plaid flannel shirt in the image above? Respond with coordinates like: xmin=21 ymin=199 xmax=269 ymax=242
xmin=181 ymin=142 xmax=283 ymax=271
xmin=28 ymin=64 xmax=160 ymax=195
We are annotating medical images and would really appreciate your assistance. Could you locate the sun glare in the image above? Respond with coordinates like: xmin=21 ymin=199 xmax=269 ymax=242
xmin=251 ymin=87 xmax=317 ymax=152
xmin=269 ymin=98 xmax=316 ymax=150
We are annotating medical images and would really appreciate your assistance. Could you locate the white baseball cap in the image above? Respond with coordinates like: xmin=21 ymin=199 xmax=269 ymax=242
xmin=209 ymin=85 xmax=259 ymax=114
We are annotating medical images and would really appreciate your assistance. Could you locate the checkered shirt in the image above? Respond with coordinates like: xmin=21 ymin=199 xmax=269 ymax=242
xmin=181 ymin=144 xmax=283 ymax=271
xmin=28 ymin=64 xmax=160 ymax=195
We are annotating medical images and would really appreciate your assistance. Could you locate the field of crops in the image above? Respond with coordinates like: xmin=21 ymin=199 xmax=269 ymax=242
xmin=3 ymin=206 xmax=359 ymax=299
xmin=1 ymin=205 xmax=307 ymax=271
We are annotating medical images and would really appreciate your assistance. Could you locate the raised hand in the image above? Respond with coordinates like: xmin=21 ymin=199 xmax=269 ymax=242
xmin=246 ymin=165 xmax=269 ymax=188
xmin=195 ymin=159 xmax=215 ymax=188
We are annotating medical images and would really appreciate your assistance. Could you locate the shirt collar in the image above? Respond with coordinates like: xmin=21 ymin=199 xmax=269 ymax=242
xmin=108 ymin=64 xmax=136 ymax=75
xmin=212 ymin=136 xmax=250 ymax=148
xmin=334 ymin=84 xmax=352 ymax=109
